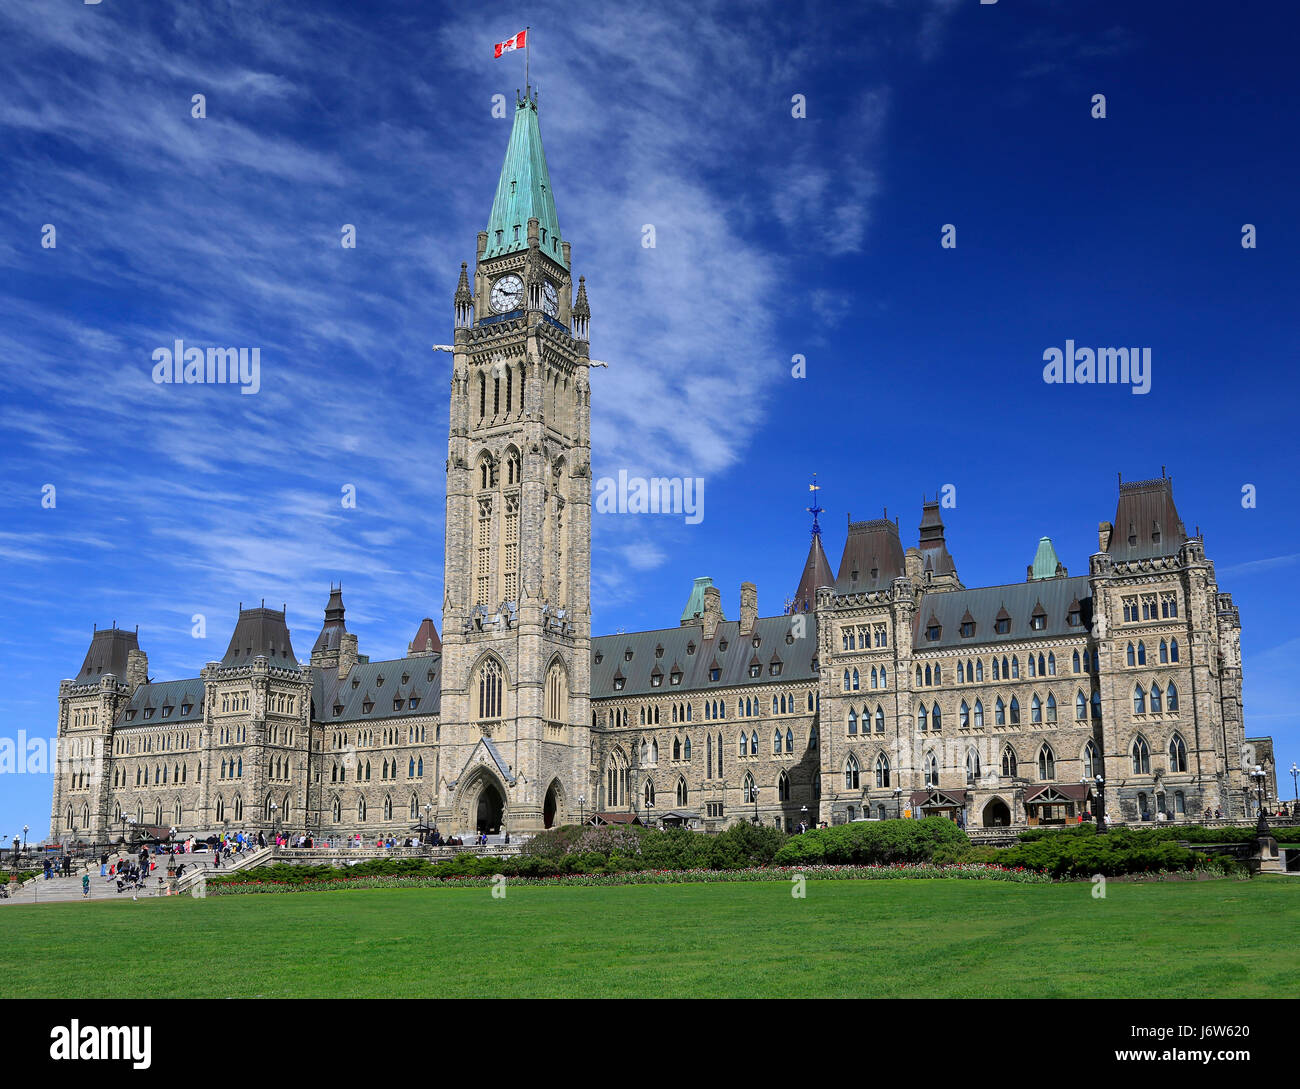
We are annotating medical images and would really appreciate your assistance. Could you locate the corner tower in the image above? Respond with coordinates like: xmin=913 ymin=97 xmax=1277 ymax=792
xmin=440 ymin=90 xmax=593 ymax=835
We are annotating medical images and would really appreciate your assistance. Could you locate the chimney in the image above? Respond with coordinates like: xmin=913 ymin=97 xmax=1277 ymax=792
xmin=1098 ymin=521 xmax=1113 ymax=552
xmin=905 ymin=547 xmax=923 ymax=581
xmin=739 ymin=583 xmax=757 ymax=636
xmin=126 ymin=648 xmax=149 ymax=691
xmin=338 ymin=632 xmax=359 ymax=680
xmin=703 ymin=587 xmax=723 ymax=640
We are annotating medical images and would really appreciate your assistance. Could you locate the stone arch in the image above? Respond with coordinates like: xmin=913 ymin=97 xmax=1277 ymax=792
xmin=982 ymin=797 xmax=1011 ymax=827
xmin=543 ymin=777 xmax=565 ymax=829
xmin=453 ymin=765 xmax=510 ymax=836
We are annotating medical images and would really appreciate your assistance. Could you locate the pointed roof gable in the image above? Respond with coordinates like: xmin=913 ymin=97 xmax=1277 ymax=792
xmin=222 ymin=605 xmax=298 ymax=668
xmin=311 ymin=586 xmax=347 ymax=657
xmin=680 ymin=577 xmax=713 ymax=624
xmin=407 ymin=618 xmax=442 ymax=656
xmin=484 ymin=93 xmax=567 ymax=268
xmin=790 ymin=533 xmax=835 ymax=613
xmin=836 ymin=516 xmax=905 ymax=592
xmin=1029 ymin=537 xmax=1065 ymax=580
xmin=917 ymin=499 xmax=957 ymax=576
xmin=75 ymin=626 xmax=140 ymax=683
xmin=1109 ymin=473 xmax=1187 ymax=560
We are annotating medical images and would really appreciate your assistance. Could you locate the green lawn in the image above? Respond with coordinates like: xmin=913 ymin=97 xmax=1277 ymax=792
xmin=1 ymin=877 xmax=1294 ymax=998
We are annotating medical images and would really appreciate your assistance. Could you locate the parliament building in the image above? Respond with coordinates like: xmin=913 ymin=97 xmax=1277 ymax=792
xmin=49 ymin=92 xmax=1274 ymax=843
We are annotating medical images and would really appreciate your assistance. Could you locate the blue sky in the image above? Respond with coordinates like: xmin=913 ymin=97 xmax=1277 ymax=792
xmin=2 ymin=0 xmax=1297 ymax=839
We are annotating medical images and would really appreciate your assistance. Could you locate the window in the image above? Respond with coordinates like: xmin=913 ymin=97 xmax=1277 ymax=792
xmin=875 ymin=706 xmax=885 ymax=733
xmin=778 ymin=772 xmax=790 ymax=802
xmin=1168 ymin=733 xmax=1187 ymax=772
xmin=844 ymin=754 xmax=860 ymax=790
xmin=742 ymin=773 xmax=757 ymax=803
xmin=1166 ymin=682 xmax=1179 ymax=711
xmin=1045 ymin=693 xmax=1057 ymax=723
xmin=875 ymin=754 xmax=890 ymax=788
xmin=1150 ymin=684 xmax=1163 ymax=713
xmin=477 ymin=657 xmax=503 ymax=719
xmin=918 ymin=704 xmax=928 ymax=731
xmin=965 ymin=748 xmax=980 ymax=786
xmin=1083 ymin=739 xmax=1098 ymax=779
xmin=960 ymin=621 xmax=975 ymax=637
xmin=1131 ymin=736 xmax=1150 ymax=774
xmin=1009 ymin=697 xmax=1020 ymax=725
xmin=960 ymin=701 xmax=970 ymax=728
xmin=1076 ymin=691 xmax=1087 ymax=720
xmin=973 ymin=700 xmax=984 ymax=728
xmin=847 ymin=709 xmax=858 ymax=735
xmin=932 ymin=703 xmax=942 ymax=730
xmin=1038 ymin=744 xmax=1055 ymax=781
xmin=1170 ymin=639 xmax=1179 ymax=662
xmin=1133 ymin=685 xmax=1146 ymax=714
xmin=924 ymin=752 xmax=938 ymax=788
xmin=995 ymin=697 xmax=1005 ymax=725
xmin=994 ymin=617 xmax=1010 ymax=635
xmin=1001 ymin=746 xmax=1017 ymax=777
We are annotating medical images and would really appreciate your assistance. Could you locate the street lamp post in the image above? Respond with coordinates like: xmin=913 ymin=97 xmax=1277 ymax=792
xmin=22 ymin=825 xmax=29 ymax=852
xmin=893 ymin=788 xmax=902 ymax=821
xmin=800 ymin=805 xmax=808 ymax=832
xmin=751 ymin=786 xmax=760 ymax=826
xmin=1094 ymin=775 xmax=1107 ymax=833
xmin=269 ymin=802 xmax=279 ymax=844
xmin=578 ymin=794 xmax=586 ymax=828
xmin=1290 ymin=762 xmax=1298 ymax=818
xmin=423 ymin=804 xmax=432 ymax=846
xmin=1251 ymin=765 xmax=1269 ymax=837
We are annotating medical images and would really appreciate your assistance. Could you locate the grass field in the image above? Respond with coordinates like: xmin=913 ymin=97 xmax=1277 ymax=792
xmin=1 ymin=877 xmax=1294 ymax=998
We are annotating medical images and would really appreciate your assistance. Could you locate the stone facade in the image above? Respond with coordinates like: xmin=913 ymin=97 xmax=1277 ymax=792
xmin=46 ymin=93 xmax=1274 ymax=846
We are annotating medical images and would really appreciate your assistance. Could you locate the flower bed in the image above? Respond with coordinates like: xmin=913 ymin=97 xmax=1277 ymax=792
xmin=206 ymin=862 xmax=1053 ymax=895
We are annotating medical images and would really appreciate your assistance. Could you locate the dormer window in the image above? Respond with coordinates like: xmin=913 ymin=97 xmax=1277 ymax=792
xmin=613 ymin=677 xmax=625 ymax=691
xmin=719 ymin=639 xmax=728 ymax=652
xmin=180 ymin=703 xmax=191 ymax=715
xmin=333 ymin=703 xmax=343 ymax=717
xmin=1068 ymin=609 xmax=1082 ymax=626
xmin=655 ymin=644 xmax=664 ymax=659
xmin=769 ymin=662 xmax=783 ymax=677
xmin=162 ymin=706 xmax=173 ymax=718
xmin=125 ymin=710 xmax=136 ymax=722
xmin=409 ymin=697 xmax=420 ymax=710
xmin=1030 ymin=615 xmax=1046 ymax=631
xmin=624 ymin=648 xmax=633 ymax=662
xmin=650 ymin=671 xmax=663 ymax=688
xmin=394 ymin=698 xmax=403 ymax=711
xmin=376 ymin=674 xmax=385 ymax=687
xmin=749 ymin=664 xmax=761 ymax=678
xmin=752 ymin=637 xmax=761 ymax=649
xmin=811 ymin=657 xmax=819 ymax=672
xmin=709 ymin=668 xmax=721 ymax=682
xmin=362 ymin=699 xmax=374 ymax=714
xmin=925 ymin=625 xmax=941 ymax=642
xmin=687 ymin=642 xmax=696 ymax=655
xmin=960 ymin=622 xmax=975 ymax=638
xmin=401 ymin=673 xmax=410 ymax=685
xmin=594 ymin=651 xmax=603 ymax=665
xmin=352 ymin=678 xmax=360 ymax=689
xmin=670 ymin=671 xmax=682 ymax=686
xmin=143 ymin=708 xmax=154 ymax=719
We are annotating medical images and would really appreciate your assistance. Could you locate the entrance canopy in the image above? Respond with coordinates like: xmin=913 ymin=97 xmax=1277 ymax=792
xmin=908 ymin=789 xmax=968 ymax=816
xmin=1024 ymin=783 xmax=1090 ymax=824
xmin=588 ymin=812 xmax=644 ymax=827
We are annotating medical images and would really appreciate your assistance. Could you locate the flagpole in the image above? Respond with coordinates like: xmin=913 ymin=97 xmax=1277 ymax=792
xmin=525 ymin=25 xmax=531 ymax=96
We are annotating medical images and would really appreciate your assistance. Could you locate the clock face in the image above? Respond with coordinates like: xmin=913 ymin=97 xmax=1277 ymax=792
xmin=490 ymin=274 xmax=524 ymax=313
xmin=542 ymin=280 xmax=559 ymax=318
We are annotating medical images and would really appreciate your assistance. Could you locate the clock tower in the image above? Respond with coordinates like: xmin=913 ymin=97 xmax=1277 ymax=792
xmin=438 ymin=88 xmax=594 ymax=835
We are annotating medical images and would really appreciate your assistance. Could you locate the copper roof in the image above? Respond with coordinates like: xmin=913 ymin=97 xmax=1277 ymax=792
xmin=408 ymin=618 xmax=442 ymax=656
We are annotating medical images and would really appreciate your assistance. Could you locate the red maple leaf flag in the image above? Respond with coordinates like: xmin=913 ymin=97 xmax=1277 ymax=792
xmin=494 ymin=29 xmax=528 ymax=57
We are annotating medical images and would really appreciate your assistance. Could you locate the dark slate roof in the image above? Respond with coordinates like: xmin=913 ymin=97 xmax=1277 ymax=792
xmin=591 ymin=614 xmax=819 ymax=699
xmin=222 ymin=607 xmax=298 ymax=668
xmin=790 ymin=534 xmax=835 ymax=613
xmin=917 ymin=500 xmax=956 ymax=576
xmin=912 ymin=575 xmax=1093 ymax=651
xmin=114 ymin=678 xmax=203 ymax=727
xmin=75 ymin=627 xmax=139 ymax=683
xmin=835 ymin=517 xmax=905 ymax=592
xmin=316 ymin=654 xmax=441 ymax=724
xmin=311 ymin=588 xmax=347 ymax=657
xmin=1109 ymin=476 xmax=1187 ymax=561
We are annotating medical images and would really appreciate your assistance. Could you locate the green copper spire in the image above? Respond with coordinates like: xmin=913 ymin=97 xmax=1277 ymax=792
xmin=484 ymin=92 xmax=567 ymax=268
xmin=680 ymin=577 xmax=714 ymax=624
xmin=1029 ymin=536 xmax=1063 ymax=580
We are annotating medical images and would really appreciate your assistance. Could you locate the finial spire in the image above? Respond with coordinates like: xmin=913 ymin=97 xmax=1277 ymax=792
xmin=806 ymin=474 xmax=823 ymax=539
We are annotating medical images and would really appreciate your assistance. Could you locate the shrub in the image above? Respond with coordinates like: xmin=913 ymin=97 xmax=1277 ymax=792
xmin=773 ymin=817 xmax=967 ymax=866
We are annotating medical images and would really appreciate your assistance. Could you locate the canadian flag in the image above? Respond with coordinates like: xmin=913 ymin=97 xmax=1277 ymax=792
xmin=494 ymin=29 xmax=527 ymax=57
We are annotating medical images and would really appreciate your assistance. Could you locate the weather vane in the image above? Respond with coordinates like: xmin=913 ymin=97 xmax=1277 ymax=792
xmin=806 ymin=474 xmax=823 ymax=539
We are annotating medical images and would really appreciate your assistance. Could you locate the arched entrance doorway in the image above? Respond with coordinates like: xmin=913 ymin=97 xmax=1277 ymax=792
xmin=543 ymin=783 xmax=560 ymax=829
xmin=983 ymin=798 xmax=1011 ymax=827
xmin=476 ymin=783 xmax=504 ymax=834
